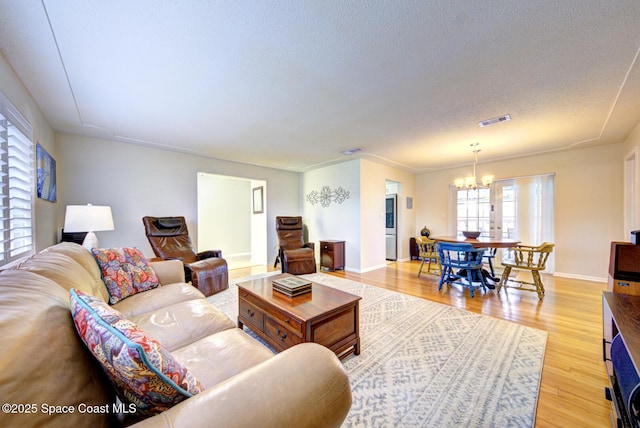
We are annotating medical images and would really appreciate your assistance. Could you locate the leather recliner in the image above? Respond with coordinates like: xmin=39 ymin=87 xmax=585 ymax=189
xmin=275 ymin=216 xmax=317 ymax=275
xmin=142 ymin=216 xmax=228 ymax=296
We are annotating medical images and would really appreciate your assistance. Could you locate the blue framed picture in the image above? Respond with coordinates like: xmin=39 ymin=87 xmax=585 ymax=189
xmin=36 ymin=143 xmax=57 ymax=202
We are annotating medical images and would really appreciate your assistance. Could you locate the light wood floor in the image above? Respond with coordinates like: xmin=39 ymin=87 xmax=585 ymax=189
xmin=229 ymin=260 xmax=611 ymax=427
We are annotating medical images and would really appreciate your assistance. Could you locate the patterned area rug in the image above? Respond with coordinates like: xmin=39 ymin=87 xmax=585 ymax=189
xmin=207 ymin=272 xmax=547 ymax=428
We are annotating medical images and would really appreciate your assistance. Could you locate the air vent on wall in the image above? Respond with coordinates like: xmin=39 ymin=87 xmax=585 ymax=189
xmin=479 ymin=114 xmax=511 ymax=127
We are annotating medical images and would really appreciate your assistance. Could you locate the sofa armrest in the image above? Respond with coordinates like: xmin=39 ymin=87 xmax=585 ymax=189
xmin=304 ymin=242 xmax=315 ymax=251
xmin=149 ymin=259 xmax=185 ymax=285
xmin=131 ymin=343 xmax=351 ymax=428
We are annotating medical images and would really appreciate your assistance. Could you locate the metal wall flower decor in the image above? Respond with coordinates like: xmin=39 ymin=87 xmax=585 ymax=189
xmin=306 ymin=186 xmax=350 ymax=207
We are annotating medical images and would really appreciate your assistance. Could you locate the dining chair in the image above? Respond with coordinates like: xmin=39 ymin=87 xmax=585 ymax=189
xmin=483 ymin=247 xmax=498 ymax=277
xmin=436 ymin=242 xmax=488 ymax=298
xmin=497 ymin=242 xmax=555 ymax=300
xmin=416 ymin=236 xmax=440 ymax=276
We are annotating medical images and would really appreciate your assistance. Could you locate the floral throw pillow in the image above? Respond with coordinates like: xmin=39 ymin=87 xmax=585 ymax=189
xmin=69 ymin=289 xmax=204 ymax=415
xmin=92 ymin=247 xmax=160 ymax=304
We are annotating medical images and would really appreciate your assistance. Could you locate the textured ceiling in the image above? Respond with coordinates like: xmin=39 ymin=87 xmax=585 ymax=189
xmin=1 ymin=0 xmax=640 ymax=172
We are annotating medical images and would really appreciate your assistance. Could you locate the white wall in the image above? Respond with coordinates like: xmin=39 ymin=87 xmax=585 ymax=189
xmin=197 ymin=173 xmax=251 ymax=255
xmin=250 ymin=180 xmax=267 ymax=265
xmin=56 ymin=133 xmax=300 ymax=262
xmin=302 ymin=158 xmax=416 ymax=272
xmin=416 ymin=143 xmax=625 ymax=281
xmin=303 ymin=159 xmax=361 ymax=271
xmin=624 ymin=122 xmax=640 ymax=235
xmin=53 ymin=134 xmax=628 ymax=279
xmin=0 ymin=52 xmax=57 ymax=250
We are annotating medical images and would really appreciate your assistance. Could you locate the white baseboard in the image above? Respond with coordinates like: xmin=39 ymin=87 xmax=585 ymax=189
xmin=553 ymin=272 xmax=606 ymax=283
xmin=224 ymin=252 xmax=252 ymax=258
xmin=345 ymin=263 xmax=388 ymax=274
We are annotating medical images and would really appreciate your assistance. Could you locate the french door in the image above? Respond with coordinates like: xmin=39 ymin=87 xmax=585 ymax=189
xmin=490 ymin=181 xmax=516 ymax=240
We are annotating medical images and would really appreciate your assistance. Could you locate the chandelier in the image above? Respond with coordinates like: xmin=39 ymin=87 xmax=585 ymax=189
xmin=454 ymin=143 xmax=494 ymax=190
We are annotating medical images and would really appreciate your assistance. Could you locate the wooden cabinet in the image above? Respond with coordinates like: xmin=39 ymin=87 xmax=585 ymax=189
xmin=608 ymin=242 xmax=640 ymax=295
xmin=320 ymin=240 xmax=345 ymax=271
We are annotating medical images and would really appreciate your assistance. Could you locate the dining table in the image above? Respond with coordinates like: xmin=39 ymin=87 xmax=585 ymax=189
xmin=430 ymin=235 xmax=520 ymax=249
xmin=430 ymin=235 xmax=521 ymax=286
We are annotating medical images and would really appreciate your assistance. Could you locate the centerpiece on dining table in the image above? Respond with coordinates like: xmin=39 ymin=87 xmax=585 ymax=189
xmin=462 ymin=231 xmax=481 ymax=239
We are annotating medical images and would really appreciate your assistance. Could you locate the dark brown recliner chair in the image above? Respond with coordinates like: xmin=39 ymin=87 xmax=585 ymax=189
xmin=142 ymin=216 xmax=228 ymax=296
xmin=275 ymin=216 xmax=317 ymax=275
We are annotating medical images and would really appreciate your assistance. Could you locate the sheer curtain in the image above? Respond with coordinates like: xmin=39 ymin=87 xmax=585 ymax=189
xmin=507 ymin=174 xmax=555 ymax=273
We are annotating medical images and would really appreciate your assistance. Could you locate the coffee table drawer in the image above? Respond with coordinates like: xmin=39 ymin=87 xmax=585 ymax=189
xmin=265 ymin=317 xmax=302 ymax=349
xmin=239 ymin=299 xmax=264 ymax=330
xmin=266 ymin=308 xmax=303 ymax=335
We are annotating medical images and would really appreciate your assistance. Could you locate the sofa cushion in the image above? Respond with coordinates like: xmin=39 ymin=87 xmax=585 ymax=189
xmin=44 ymin=242 xmax=103 ymax=283
xmin=113 ymin=282 xmax=205 ymax=318
xmin=92 ymin=247 xmax=160 ymax=304
xmin=130 ymin=299 xmax=236 ymax=351
xmin=69 ymin=289 xmax=204 ymax=416
xmin=13 ymin=251 xmax=111 ymax=303
xmin=171 ymin=328 xmax=274 ymax=388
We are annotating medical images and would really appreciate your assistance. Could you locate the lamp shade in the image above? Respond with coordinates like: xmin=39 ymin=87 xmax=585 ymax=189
xmin=63 ymin=204 xmax=114 ymax=233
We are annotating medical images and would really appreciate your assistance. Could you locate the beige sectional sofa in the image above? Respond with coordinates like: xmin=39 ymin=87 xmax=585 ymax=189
xmin=0 ymin=242 xmax=351 ymax=428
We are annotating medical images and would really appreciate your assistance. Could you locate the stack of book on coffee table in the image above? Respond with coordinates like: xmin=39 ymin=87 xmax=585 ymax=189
xmin=272 ymin=276 xmax=312 ymax=297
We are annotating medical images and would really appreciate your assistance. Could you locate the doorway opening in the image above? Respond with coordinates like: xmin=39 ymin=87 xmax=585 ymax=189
xmin=386 ymin=180 xmax=401 ymax=261
xmin=197 ymin=173 xmax=267 ymax=270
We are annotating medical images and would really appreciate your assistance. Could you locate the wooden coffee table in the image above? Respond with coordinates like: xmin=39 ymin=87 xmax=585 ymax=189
xmin=237 ymin=273 xmax=361 ymax=360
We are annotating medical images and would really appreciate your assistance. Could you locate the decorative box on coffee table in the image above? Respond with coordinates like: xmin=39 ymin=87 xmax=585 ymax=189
xmin=237 ymin=273 xmax=361 ymax=360
xmin=272 ymin=275 xmax=312 ymax=297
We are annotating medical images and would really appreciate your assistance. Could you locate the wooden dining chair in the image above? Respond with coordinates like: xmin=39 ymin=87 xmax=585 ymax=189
xmin=497 ymin=242 xmax=555 ymax=300
xmin=416 ymin=236 xmax=440 ymax=276
xmin=436 ymin=242 xmax=488 ymax=298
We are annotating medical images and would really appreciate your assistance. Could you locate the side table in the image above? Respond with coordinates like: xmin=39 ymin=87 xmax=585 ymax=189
xmin=320 ymin=240 xmax=345 ymax=271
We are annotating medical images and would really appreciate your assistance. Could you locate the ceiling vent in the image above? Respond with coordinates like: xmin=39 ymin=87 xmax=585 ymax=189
xmin=478 ymin=114 xmax=511 ymax=127
xmin=341 ymin=148 xmax=363 ymax=155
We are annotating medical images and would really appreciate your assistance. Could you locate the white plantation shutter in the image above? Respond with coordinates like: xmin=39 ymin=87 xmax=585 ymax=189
xmin=0 ymin=92 xmax=34 ymax=265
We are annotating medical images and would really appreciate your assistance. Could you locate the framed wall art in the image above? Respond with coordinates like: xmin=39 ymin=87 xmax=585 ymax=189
xmin=36 ymin=143 xmax=57 ymax=202
xmin=253 ymin=186 xmax=264 ymax=214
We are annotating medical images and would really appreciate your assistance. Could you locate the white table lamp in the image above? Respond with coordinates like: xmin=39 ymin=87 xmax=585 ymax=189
xmin=63 ymin=204 xmax=115 ymax=250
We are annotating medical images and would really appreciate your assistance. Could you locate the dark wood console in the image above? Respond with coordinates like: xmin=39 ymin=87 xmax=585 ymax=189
xmin=602 ymin=291 xmax=640 ymax=427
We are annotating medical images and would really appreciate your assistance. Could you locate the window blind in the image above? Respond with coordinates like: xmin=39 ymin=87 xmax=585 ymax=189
xmin=0 ymin=92 xmax=34 ymax=265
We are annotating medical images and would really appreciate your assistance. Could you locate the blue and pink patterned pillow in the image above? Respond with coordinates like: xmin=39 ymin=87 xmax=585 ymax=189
xmin=69 ymin=289 xmax=204 ymax=415
xmin=91 ymin=247 xmax=160 ymax=304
